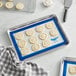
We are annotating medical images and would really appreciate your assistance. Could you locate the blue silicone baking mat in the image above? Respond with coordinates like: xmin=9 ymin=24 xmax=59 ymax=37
xmin=8 ymin=15 xmax=69 ymax=61
xmin=61 ymin=57 xmax=76 ymax=76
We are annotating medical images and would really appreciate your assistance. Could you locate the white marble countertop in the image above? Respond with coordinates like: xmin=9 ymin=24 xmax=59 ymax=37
xmin=0 ymin=0 xmax=76 ymax=76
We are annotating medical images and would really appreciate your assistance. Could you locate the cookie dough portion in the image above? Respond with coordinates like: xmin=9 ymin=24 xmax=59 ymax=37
xmin=32 ymin=44 xmax=40 ymax=51
xmin=43 ymin=0 xmax=53 ymax=7
xmin=25 ymin=29 xmax=35 ymax=36
xmin=36 ymin=26 xmax=44 ymax=33
xmin=42 ymin=40 xmax=51 ymax=47
xmin=49 ymin=29 xmax=58 ymax=37
xmin=45 ymin=22 xmax=54 ymax=29
xmin=39 ymin=33 xmax=47 ymax=40
xmin=5 ymin=2 xmax=14 ymax=9
xmin=69 ymin=66 xmax=76 ymax=74
xmin=29 ymin=36 xmax=38 ymax=44
xmin=0 ymin=1 xmax=3 ymax=7
xmin=21 ymin=47 xmax=32 ymax=56
xmin=14 ymin=32 xmax=24 ymax=40
xmin=18 ymin=40 xmax=27 ymax=48
xmin=16 ymin=2 xmax=24 ymax=10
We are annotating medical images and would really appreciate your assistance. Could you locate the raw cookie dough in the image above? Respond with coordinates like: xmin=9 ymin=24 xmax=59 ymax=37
xmin=39 ymin=33 xmax=47 ymax=40
xmin=0 ymin=1 xmax=3 ymax=7
xmin=25 ymin=29 xmax=35 ymax=36
xmin=43 ymin=0 xmax=53 ymax=7
xmin=14 ymin=32 xmax=24 ymax=40
xmin=5 ymin=2 xmax=14 ymax=9
xmin=16 ymin=2 xmax=24 ymax=10
xmin=45 ymin=22 xmax=54 ymax=29
xmin=36 ymin=26 xmax=44 ymax=33
xmin=49 ymin=29 xmax=58 ymax=37
xmin=32 ymin=44 xmax=40 ymax=51
xmin=69 ymin=66 xmax=76 ymax=74
xmin=18 ymin=40 xmax=27 ymax=48
xmin=29 ymin=36 xmax=38 ymax=44
xmin=42 ymin=40 xmax=51 ymax=47
xmin=21 ymin=47 xmax=32 ymax=56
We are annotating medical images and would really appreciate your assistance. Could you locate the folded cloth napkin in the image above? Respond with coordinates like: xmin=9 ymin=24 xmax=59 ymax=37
xmin=0 ymin=46 xmax=48 ymax=76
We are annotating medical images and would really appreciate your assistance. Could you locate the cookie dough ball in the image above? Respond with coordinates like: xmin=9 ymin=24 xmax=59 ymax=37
xmin=29 ymin=36 xmax=38 ymax=44
xmin=16 ymin=2 xmax=24 ymax=10
xmin=39 ymin=33 xmax=47 ymax=40
xmin=32 ymin=44 xmax=40 ymax=51
xmin=49 ymin=29 xmax=58 ymax=37
xmin=69 ymin=66 xmax=76 ymax=74
xmin=14 ymin=32 xmax=24 ymax=40
xmin=36 ymin=26 xmax=44 ymax=33
xmin=21 ymin=47 xmax=32 ymax=56
xmin=45 ymin=22 xmax=54 ymax=29
xmin=0 ymin=1 xmax=3 ymax=7
xmin=43 ymin=0 xmax=53 ymax=7
xmin=18 ymin=40 xmax=27 ymax=48
xmin=25 ymin=29 xmax=35 ymax=36
xmin=42 ymin=40 xmax=51 ymax=47
xmin=5 ymin=2 xmax=14 ymax=9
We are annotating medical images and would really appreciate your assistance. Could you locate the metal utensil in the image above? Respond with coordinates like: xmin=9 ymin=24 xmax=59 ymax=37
xmin=63 ymin=0 xmax=72 ymax=22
